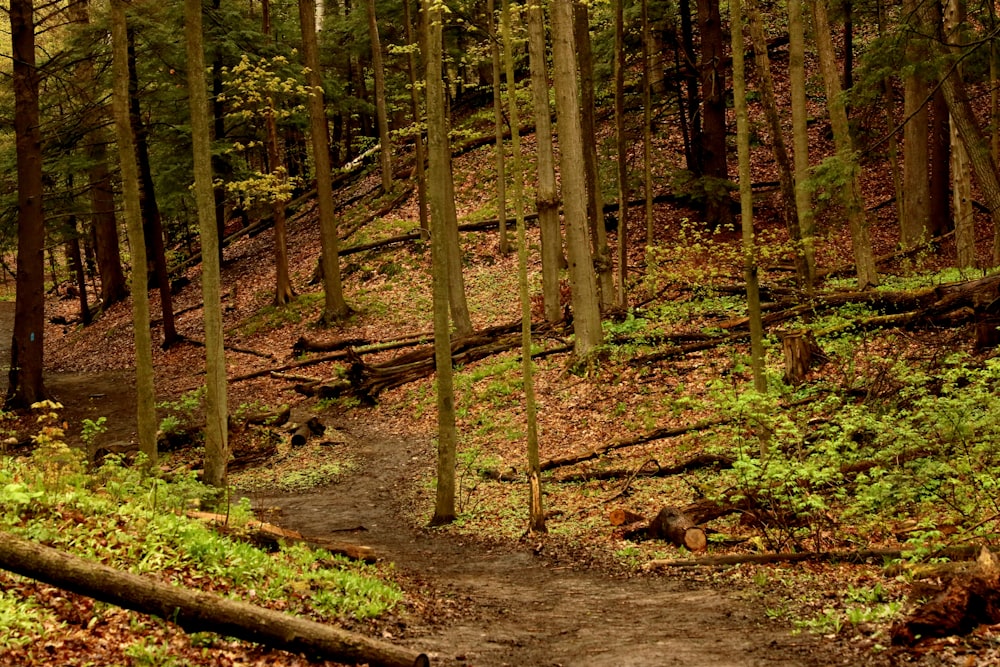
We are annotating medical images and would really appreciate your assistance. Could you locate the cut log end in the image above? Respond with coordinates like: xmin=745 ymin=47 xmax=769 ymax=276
xmin=648 ymin=507 xmax=707 ymax=552
xmin=609 ymin=508 xmax=646 ymax=527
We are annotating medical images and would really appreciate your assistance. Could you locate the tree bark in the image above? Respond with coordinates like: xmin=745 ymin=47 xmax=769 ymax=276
xmin=111 ymin=0 xmax=158 ymax=464
xmin=731 ymin=0 xmax=766 ymax=393
xmin=648 ymin=507 xmax=707 ymax=551
xmin=299 ymin=0 xmax=351 ymax=322
xmin=366 ymin=0 xmax=393 ymax=193
xmin=614 ymin=0 xmax=629 ymax=306
xmin=696 ymin=0 xmax=731 ymax=226
xmin=0 ymin=531 xmax=428 ymax=667
xmin=526 ymin=0 xmax=564 ymax=324
xmin=127 ymin=27 xmax=178 ymax=346
xmin=403 ymin=0 xmax=429 ymax=239
xmin=7 ymin=0 xmax=47 ymax=409
xmin=574 ymin=2 xmax=614 ymax=309
xmin=812 ymin=0 xmax=879 ymax=288
xmin=424 ymin=0 xmax=459 ymax=525
xmin=788 ymin=0 xmax=816 ymax=288
xmin=901 ymin=0 xmax=931 ymax=248
xmin=551 ymin=0 xmax=604 ymax=358
xmin=489 ymin=0 xmax=510 ymax=255
xmin=945 ymin=0 xmax=975 ymax=269
xmin=186 ymin=0 xmax=230 ymax=488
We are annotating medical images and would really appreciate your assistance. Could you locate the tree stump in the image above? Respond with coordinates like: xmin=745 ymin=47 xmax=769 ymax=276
xmin=647 ymin=507 xmax=707 ymax=552
xmin=780 ymin=329 xmax=826 ymax=385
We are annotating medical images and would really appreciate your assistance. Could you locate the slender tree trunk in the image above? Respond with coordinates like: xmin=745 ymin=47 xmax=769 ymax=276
xmin=614 ymin=0 xmax=629 ymax=306
xmin=66 ymin=220 xmax=91 ymax=325
xmin=696 ymin=0 xmax=731 ymax=226
xmin=403 ymin=0 xmax=429 ymax=239
xmin=945 ymin=0 xmax=975 ymax=269
xmin=876 ymin=0 xmax=904 ymax=229
xmin=679 ymin=0 xmax=700 ymax=174
xmin=185 ymin=0 xmax=230 ymax=488
xmin=526 ymin=0 xmax=563 ymax=325
xmin=300 ymin=0 xmax=350 ymax=322
xmin=642 ymin=0 xmax=654 ymax=253
xmin=730 ymin=0 xmax=765 ymax=394
xmin=366 ymin=0 xmax=392 ymax=193
xmin=127 ymin=28 xmax=177 ymax=346
xmin=7 ymin=0 xmax=47 ymax=409
xmin=489 ymin=0 xmax=510 ymax=255
xmin=901 ymin=0 xmax=931 ymax=248
xmin=501 ymin=0 xmax=545 ymax=533
xmin=69 ymin=0 xmax=126 ymax=310
xmin=110 ymin=0 xmax=157 ymax=464
xmin=551 ymin=0 xmax=603 ymax=357
xmin=424 ymin=0 xmax=458 ymax=525
xmin=212 ymin=0 xmax=230 ymax=242
xmin=574 ymin=2 xmax=614 ymax=309
xmin=788 ymin=0 xmax=816 ymax=289
xmin=745 ymin=0 xmax=806 ymax=288
xmin=812 ymin=0 xmax=879 ymax=288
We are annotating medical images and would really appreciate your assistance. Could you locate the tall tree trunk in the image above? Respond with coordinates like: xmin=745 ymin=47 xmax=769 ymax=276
xmin=574 ymin=2 xmax=614 ymax=309
xmin=65 ymin=219 xmax=91 ymax=325
xmin=127 ymin=27 xmax=178 ymax=346
xmin=551 ymin=0 xmax=603 ymax=357
xmin=745 ymin=0 xmax=807 ymax=287
xmin=262 ymin=0 xmax=295 ymax=307
xmin=696 ymin=0 xmax=731 ymax=226
xmin=614 ymin=0 xmax=629 ymax=306
xmin=300 ymin=0 xmax=350 ymax=322
xmin=642 ymin=0 xmax=654 ymax=253
xmin=212 ymin=0 xmax=230 ymax=243
xmin=185 ymin=0 xmax=230 ymax=488
xmin=501 ymin=0 xmax=545 ymax=533
xmin=901 ymin=0 xmax=931 ymax=248
xmin=730 ymin=0 xmax=765 ymax=393
xmin=424 ymin=0 xmax=458 ymax=526
xmin=788 ymin=0 xmax=816 ymax=288
xmin=366 ymin=0 xmax=393 ymax=193
xmin=7 ymin=0 xmax=47 ymax=408
xmin=69 ymin=0 xmax=127 ymax=310
xmin=403 ymin=0 xmax=429 ymax=239
xmin=526 ymin=0 xmax=563 ymax=325
xmin=876 ymin=0 xmax=904 ymax=230
xmin=111 ymin=0 xmax=157 ymax=464
xmin=679 ymin=0 xmax=701 ymax=174
xmin=812 ymin=0 xmax=879 ymax=288
xmin=489 ymin=0 xmax=510 ymax=255
xmin=945 ymin=0 xmax=974 ymax=269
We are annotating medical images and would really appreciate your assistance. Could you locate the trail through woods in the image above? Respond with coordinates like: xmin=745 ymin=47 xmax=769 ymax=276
xmin=248 ymin=415 xmax=842 ymax=666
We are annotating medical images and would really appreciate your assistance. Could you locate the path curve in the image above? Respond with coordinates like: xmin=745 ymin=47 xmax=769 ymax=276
xmin=252 ymin=415 xmax=838 ymax=667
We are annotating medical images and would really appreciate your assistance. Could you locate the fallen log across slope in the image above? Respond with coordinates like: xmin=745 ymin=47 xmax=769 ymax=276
xmin=0 ymin=531 xmax=429 ymax=667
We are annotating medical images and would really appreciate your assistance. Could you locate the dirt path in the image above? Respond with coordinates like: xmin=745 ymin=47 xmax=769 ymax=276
xmin=251 ymin=415 xmax=840 ymax=667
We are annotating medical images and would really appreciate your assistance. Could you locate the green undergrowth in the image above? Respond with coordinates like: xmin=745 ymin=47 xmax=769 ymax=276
xmin=0 ymin=404 xmax=401 ymax=652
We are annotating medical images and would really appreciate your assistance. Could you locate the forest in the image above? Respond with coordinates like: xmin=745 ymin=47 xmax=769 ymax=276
xmin=1 ymin=0 xmax=1000 ymax=664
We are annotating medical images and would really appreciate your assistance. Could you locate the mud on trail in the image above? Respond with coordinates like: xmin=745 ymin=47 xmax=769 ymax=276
xmin=250 ymin=415 xmax=839 ymax=667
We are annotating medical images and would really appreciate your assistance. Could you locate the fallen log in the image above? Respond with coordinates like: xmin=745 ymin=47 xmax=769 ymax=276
xmin=609 ymin=508 xmax=646 ymax=526
xmin=891 ymin=547 xmax=1000 ymax=646
xmin=290 ymin=417 xmax=326 ymax=447
xmin=0 ymin=531 xmax=427 ymax=666
xmin=647 ymin=507 xmax=707 ymax=552
xmin=555 ymin=452 xmax=735 ymax=483
xmin=539 ymin=419 xmax=726 ymax=471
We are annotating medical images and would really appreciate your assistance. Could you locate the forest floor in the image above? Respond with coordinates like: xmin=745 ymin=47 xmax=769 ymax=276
xmin=7 ymin=89 xmax=1000 ymax=663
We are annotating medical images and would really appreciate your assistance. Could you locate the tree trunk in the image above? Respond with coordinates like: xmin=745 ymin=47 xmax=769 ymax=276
xmin=614 ymin=0 xmax=629 ymax=306
xmin=366 ymin=0 xmax=392 ymax=193
xmin=7 ymin=0 xmax=47 ymax=409
xmin=574 ymin=2 xmax=614 ymax=309
xmin=403 ymin=0 xmax=429 ymax=239
xmin=648 ymin=507 xmax=707 ymax=551
xmin=812 ymin=0 xmax=879 ymax=289
xmin=696 ymin=0 xmax=731 ymax=226
xmin=424 ymin=0 xmax=459 ymax=525
xmin=500 ymin=0 xmax=546 ymax=534
xmin=526 ymin=0 xmax=563 ymax=324
xmin=489 ymin=0 xmax=510 ymax=255
xmin=0 ymin=531 xmax=428 ymax=667
xmin=111 ymin=0 xmax=158 ymax=464
xmin=745 ymin=0 xmax=806 ymax=288
xmin=788 ymin=0 xmax=816 ymax=288
xmin=679 ymin=0 xmax=701 ymax=175
xmin=300 ymin=0 xmax=351 ymax=322
xmin=127 ymin=27 xmax=178 ymax=346
xmin=551 ymin=0 xmax=604 ymax=358
xmin=731 ymin=0 xmax=766 ymax=394
xmin=65 ymin=221 xmax=91 ymax=325
xmin=186 ymin=0 xmax=230 ymax=488
xmin=901 ymin=0 xmax=931 ymax=248
xmin=945 ymin=0 xmax=975 ymax=269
